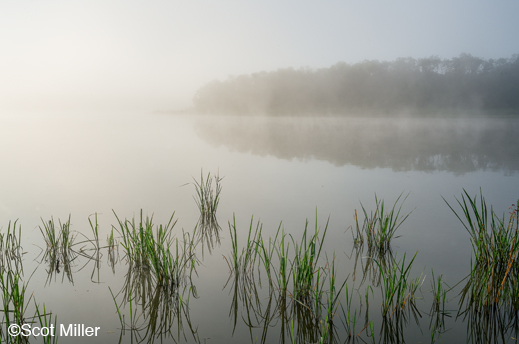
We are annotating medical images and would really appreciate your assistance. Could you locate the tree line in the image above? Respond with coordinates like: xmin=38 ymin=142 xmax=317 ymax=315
xmin=193 ymin=54 xmax=519 ymax=116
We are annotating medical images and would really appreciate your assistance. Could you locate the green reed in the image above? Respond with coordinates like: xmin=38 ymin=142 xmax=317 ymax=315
xmin=290 ymin=215 xmax=329 ymax=300
xmin=430 ymin=270 xmax=450 ymax=317
xmin=444 ymin=189 xmax=519 ymax=309
xmin=275 ymin=227 xmax=291 ymax=293
xmin=429 ymin=270 xmax=450 ymax=340
xmin=324 ymin=258 xmax=347 ymax=320
xmin=374 ymin=252 xmax=422 ymax=317
xmin=109 ymin=287 xmax=125 ymax=330
xmin=114 ymin=210 xmax=172 ymax=266
xmin=317 ymin=257 xmax=347 ymax=342
xmin=193 ymin=171 xmax=222 ymax=230
xmin=223 ymin=213 xmax=353 ymax=344
xmin=0 ymin=220 xmax=23 ymax=272
xmin=192 ymin=171 xmax=223 ymax=256
xmin=34 ymin=303 xmax=58 ymax=344
xmin=227 ymin=215 xmax=262 ymax=277
xmin=40 ymin=218 xmax=58 ymax=254
xmin=1 ymin=269 xmax=32 ymax=343
xmin=340 ymin=283 xmax=358 ymax=338
xmin=107 ymin=227 xmax=116 ymax=250
xmin=113 ymin=210 xmax=198 ymax=289
xmin=256 ymin=222 xmax=283 ymax=289
xmin=354 ymin=193 xmax=412 ymax=251
xmin=39 ymin=216 xmax=75 ymax=257
xmin=88 ymin=213 xmax=100 ymax=250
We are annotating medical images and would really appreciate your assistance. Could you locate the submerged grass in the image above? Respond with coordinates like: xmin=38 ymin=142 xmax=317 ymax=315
xmin=444 ymin=189 xmax=519 ymax=310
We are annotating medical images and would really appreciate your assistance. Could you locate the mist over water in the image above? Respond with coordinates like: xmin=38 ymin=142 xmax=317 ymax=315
xmin=195 ymin=115 xmax=519 ymax=174
xmin=2 ymin=1 xmax=519 ymax=342
xmin=1 ymin=110 xmax=518 ymax=343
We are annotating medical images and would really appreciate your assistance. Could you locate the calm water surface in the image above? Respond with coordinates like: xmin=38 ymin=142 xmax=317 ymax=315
xmin=1 ymin=112 xmax=518 ymax=343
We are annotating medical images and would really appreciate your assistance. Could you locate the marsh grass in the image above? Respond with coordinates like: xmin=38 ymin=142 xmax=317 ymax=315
xmin=107 ymin=227 xmax=117 ymax=251
xmin=374 ymin=252 xmax=423 ymax=317
xmin=114 ymin=210 xmax=199 ymax=290
xmin=444 ymin=189 xmax=519 ymax=310
xmin=275 ymin=226 xmax=291 ymax=293
xmin=290 ymin=215 xmax=330 ymax=301
xmin=193 ymin=171 xmax=222 ymax=237
xmin=107 ymin=228 xmax=119 ymax=274
xmin=256 ymin=222 xmax=283 ymax=289
xmin=0 ymin=269 xmax=32 ymax=344
xmin=227 ymin=212 xmax=334 ymax=303
xmin=339 ymin=283 xmax=359 ymax=338
xmin=0 ymin=221 xmax=23 ymax=272
xmin=318 ymin=258 xmax=348 ymax=343
xmin=224 ymin=214 xmax=352 ymax=344
xmin=428 ymin=271 xmax=451 ymax=343
xmin=39 ymin=216 xmax=76 ymax=260
xmin=88 ymin=213 xmax=100 ymax=250
xmin=226 ymin=215 xmax=262 ymax=278
xmin=429 ymin=270 xmax=451 ymax=321
xmin=34 ymin=303 xmax=58 ymax=344
xmin=353 ymin=193 xmax=412 ymax=251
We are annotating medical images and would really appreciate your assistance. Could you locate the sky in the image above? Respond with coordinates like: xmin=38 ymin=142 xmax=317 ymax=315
xmin=1 ymin=0 xmax=518 ymax=112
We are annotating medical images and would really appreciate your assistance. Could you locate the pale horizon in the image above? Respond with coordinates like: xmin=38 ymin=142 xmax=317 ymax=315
xmin=1 ymin=0 xmax=518 ymax=113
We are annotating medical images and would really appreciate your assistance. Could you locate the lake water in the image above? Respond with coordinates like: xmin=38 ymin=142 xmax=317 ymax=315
xmin=1 ymin=112 xmax=518 ymax=343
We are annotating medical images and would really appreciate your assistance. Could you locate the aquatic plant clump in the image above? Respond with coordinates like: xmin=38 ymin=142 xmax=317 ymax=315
xmin=0 ymin=221 xmax=23 ymax=272
xmin=353 ymin=193 xmax=412 ymax=251
xmin=39 ymin=216 xmax=76 ymax=259
xmin=444 ymin=189 xmax=519 ymax=310
xmin=226 ymin=215 xmax=262 ymax=278
xmin=193 ymin=171 xmax=223 ymax=233
xmin=374 ymin=252 xmax=423 ymax=317
xmin=113 ymin=210 xmax=199 ymax=290
xmin=290 ymin=216 xmax=330 ymax=301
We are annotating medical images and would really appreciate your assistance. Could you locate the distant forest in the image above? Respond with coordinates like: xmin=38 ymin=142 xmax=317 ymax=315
xmin=193 ymin=54 xmax=519 ymax=116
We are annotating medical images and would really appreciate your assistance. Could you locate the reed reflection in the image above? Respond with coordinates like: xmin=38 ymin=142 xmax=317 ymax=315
xmin=113 ymin=261 xmax=200 ymax=344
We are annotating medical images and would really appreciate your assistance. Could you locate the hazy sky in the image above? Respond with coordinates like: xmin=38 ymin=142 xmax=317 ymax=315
xmin=1 ymin=0 xmax=518 ymax=112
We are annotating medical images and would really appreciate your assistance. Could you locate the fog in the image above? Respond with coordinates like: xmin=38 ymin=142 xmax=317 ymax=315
xmin=195 ymin=116 xmax=519 ymax=174
xmin=1 ymin=1 xmax=519 ymax=113
xmin=193 ymin=55 xmax=519 ymax=116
